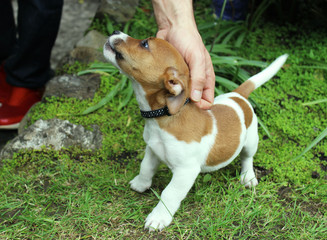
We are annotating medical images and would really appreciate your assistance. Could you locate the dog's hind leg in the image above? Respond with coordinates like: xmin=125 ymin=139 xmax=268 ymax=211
xmin=130 ymin=146 xmax=160 ymax=193
xmin=240 ymin=116 xmax=259 ymax=188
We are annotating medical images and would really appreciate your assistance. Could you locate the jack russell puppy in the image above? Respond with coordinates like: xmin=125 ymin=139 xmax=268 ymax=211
xmin=103 ymin=30 xmax=288 ymax=231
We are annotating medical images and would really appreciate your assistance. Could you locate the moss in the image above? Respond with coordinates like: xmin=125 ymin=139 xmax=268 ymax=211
xmin=28 ymin=72 xmax=145 ymax=161
xmin=241 ymin=23 xmax=327 ymax=184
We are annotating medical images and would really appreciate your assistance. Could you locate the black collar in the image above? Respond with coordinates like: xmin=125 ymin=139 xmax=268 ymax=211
xmin=140 ymin=98 xmax=190 ymax=118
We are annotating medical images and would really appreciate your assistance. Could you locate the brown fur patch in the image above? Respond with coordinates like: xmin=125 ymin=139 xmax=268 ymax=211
xmin=230 ymin=97 xmax=253 ymax=128
xmin=233 ymin=80 xmax=255 ymax=99
xmin=206 ymin=104 xmax=241 ymax=166
xmin=157 ymin=103 xmax=213 ymax=143
xmin=115 ymin=37 xmax=190 ymax=111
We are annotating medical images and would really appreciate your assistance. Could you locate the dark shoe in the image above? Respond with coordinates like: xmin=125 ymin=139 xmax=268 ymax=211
xmin=0 ymin=86 xmax=43 ymax=129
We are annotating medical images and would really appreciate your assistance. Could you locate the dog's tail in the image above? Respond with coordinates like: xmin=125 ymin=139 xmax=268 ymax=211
xmin=233 ymin=54 xmax=288 ymax=99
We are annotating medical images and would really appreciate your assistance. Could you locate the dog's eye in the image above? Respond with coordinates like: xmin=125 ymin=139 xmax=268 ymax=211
xmin=141 ymin=39 xmax=149 ymax=49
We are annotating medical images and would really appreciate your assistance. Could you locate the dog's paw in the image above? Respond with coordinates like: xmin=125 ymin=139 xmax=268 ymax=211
xmin=129 ymin=175 xmax=151 ymax=193
xmin=240 ymin=171 xmax=258 ymax=188
xmin=144 ymin=209 xmax=173 ymax=232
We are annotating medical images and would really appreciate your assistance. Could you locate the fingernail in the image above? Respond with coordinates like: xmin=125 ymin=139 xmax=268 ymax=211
xmin=192 ymin=90 xmax=202 ymax=102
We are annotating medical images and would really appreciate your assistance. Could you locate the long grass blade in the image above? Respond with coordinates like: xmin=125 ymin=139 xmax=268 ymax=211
xmin=257 ymin=117 xmax=272 ymax=139
xmin=215 ymin=76 xmax=239 ymax=91
xmin=80 ymin=77 xmax=124 ymax=115
xmin=81 ymin=83 xmax=120 ymax=115
xmin=221 ymin=25 xmax=244 ymax=44
xmin=292 ymin=127 xmax=327 ymax=161
xmin=302 ymin=99 xmax=327 ymax=106
xmin=206 ymin=44 xmax=236 ymax=55
xmin=118 ymin=81 xmax=134 ymax=110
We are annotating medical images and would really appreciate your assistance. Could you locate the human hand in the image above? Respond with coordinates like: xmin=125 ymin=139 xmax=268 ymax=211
xmin=152 ymin=0 xmax=215 ymax=109
xmin=156 ymin=26 xmax=215 ymax=109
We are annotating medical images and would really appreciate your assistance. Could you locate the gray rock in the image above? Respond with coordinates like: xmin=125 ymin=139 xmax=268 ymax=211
xmin=18 ymin=102 xmax=41 ymax=135
xmin=71 ymin=46 xmax=107 ymax=63
xmin=76 ymin=30 xmax=108 ymax=49
xmin=43 ymin=74 xmax=101 ymax=100
xmin=96 ymin=0 xmax=139 ymax=23
xmin=57 ymin=46 xmax=107 ymax=67
xmin=0 ymin=118 xmax=102 ymax=160
xmin=51 ymin=0 xmax=101 ymax=69
xmin=57 ymin=30 xmax=108 ymax=66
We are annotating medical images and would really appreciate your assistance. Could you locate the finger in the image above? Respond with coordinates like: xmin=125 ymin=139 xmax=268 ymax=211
xmin=203 ymin=49 xmax=215 ymax=104
xmin=194 ymin=98 xmax=213 ymax=110
xmin=188 ymin=46 xmax=207 ymax=103
xmin=156 ymin=29 xmax=168 ymax=40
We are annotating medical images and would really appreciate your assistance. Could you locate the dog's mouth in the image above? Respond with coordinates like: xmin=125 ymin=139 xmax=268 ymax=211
xmin=105 ymin=40 xmax=124 ymax=60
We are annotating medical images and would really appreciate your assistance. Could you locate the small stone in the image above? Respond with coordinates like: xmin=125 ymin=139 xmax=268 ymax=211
xmin=0 ymin=118 xmax=102 ymax=161
xmin=43 ymin=74 xmax=101 ymax=100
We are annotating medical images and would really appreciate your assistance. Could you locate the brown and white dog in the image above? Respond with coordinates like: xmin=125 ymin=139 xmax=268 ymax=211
xmin=103 ymin=31 xmax=288 ymax=231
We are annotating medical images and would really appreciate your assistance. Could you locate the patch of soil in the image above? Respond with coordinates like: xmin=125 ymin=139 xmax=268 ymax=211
xmin=287 ymin=94 xmax=302 ymax=101
xmin=311 ymin=171 xmax=320 ymax=179
xmin=278 ymin=186 xmax=293 ymax=199
xmin=255 ymin=165 xmax=273 ymax=179
xmin=0 ymin=208 xmax=24 ymax=226
xmin=277 ymin=186 xmax=326 ymax=217
xmin=313 ymin=152 xmax=327 ymax=180
xmin=0 ymin=130 xmax=17 ymax=152
xmin=317 ymin=152 xmax=327 ymax=172
xmin=113 ymin=151 xmax=138 ymax=166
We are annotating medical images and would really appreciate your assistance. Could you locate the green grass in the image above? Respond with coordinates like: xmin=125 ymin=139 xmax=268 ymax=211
xmin=0 ymin=0 xmax=326 ymax=238
xmin=1 ymin=152 xmax=326 ymax=239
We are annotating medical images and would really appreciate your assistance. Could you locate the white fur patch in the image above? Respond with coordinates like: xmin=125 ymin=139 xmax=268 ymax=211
xmin=171 ymin=84 xmax=182 ymax=95
xmin=103 ymin=32 xmax=129 ymax=69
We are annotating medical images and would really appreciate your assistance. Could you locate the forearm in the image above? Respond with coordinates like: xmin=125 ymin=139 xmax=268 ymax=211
xmin=151 ymin=0 xmax=197 ymax=30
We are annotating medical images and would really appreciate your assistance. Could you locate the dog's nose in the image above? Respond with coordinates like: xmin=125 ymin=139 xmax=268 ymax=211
xmin=111 ymin=30 xmax=120 ymax=36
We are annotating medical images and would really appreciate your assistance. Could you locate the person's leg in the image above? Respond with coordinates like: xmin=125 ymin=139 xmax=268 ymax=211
xmin=4 ymin=0 xmax=63 ymax=88
xmin=212 ymin=0 xmax=249 ymax=21
xmin=0 ymin=0 xmax=16 ymax=104
xmin=0 ymin=0 xmax=63 ymax=129
xmin=0 ymin=0 xmax=16 ymax=62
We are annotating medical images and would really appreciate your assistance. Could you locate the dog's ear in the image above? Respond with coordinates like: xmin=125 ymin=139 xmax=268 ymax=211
xmin=163 ymin=67 xmax=188 ymax=115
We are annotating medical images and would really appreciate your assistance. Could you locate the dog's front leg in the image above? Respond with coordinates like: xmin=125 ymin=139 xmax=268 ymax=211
xmin=130 ymin=146 xmax=160 ymax=193
xmin=145 ymin=166 xmax=201 ymax=231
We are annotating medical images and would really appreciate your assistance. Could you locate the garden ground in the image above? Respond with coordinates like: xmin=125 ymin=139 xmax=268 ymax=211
xmin=0 ymin=1 xmax=326 ymax=239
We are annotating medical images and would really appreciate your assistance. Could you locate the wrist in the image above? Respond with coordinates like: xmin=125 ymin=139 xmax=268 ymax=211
xmin=152 ymin=0 xmax=197 ymax=30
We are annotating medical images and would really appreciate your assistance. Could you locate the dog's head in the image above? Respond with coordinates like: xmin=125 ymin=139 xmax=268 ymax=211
xmin=103 ymin=31 xmax=190 ymax=115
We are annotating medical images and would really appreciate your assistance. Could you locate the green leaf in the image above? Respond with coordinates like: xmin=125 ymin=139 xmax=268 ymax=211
xmin=123 ymin=21 xmax=131 ymax=34
xmin=234 ymin=31 xmax=247 ymax=47
xmin=302 ymin=99 xmax=327 ymax=106
xmin=203 ymin=174 xmax=212 ymax=183
xmin=106 ymin=21 xmax=114 ymax=35
xmin=206 ymin=44 xmax=236 ymax=55
xmin=293 ymin=127 xmax=327 ymax=161
xmin=215 ymin=76 xmax=239 ymax=91
xmin=118 ymin=81 xmax=134 ymax=111
xmin=257 ymin=117 xmax=271 ymax=139
xmin=81 ymin=83 xmax=120 ymax=115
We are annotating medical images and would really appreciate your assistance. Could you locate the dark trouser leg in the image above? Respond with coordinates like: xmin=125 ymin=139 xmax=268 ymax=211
xmin=0 ymin=0 xmax=16 ymax=62
xmin=4 ymin=0 xmax=63 ymax=88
